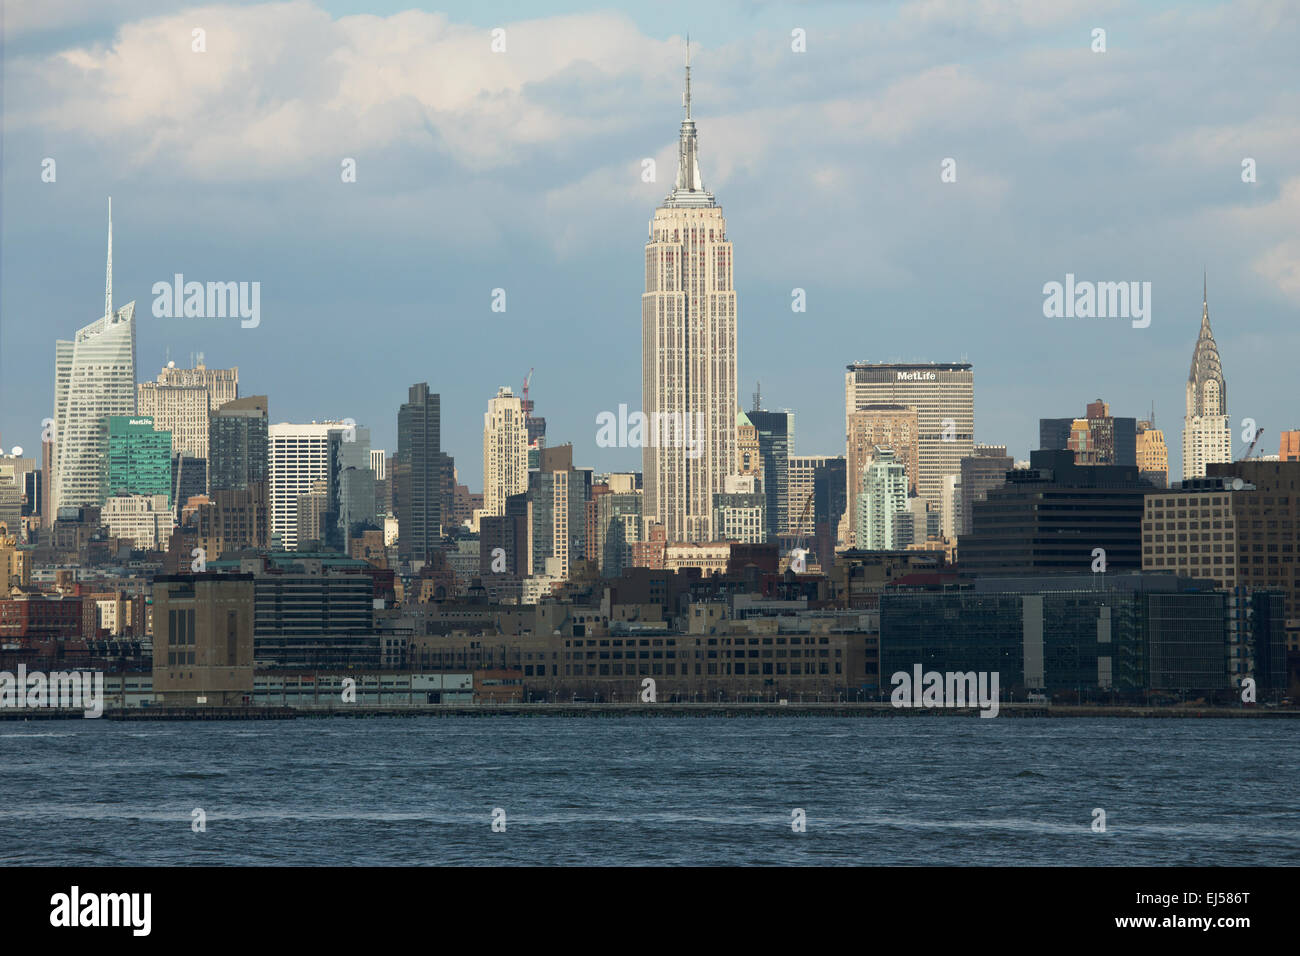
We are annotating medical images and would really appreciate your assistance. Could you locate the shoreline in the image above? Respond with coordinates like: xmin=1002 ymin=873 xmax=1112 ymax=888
xmin=1 ymin=702 xmax=1295 ymax=720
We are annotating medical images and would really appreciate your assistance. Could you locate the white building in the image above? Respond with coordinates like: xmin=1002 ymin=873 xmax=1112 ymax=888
xmin=268 ymin=422 xmax=350 ymax=551
xmin=53 ymin=200 xmax=137 ymax=513
xmin=1182 ymin=281 xmax=1232 ymax=480
xmin=482 ymin=386 xmax=529 ymax=518
xmin=642 ymin=50 xmax=738 ymax=543
xmin=856 ymin=448 xmax=908 ymax=550
xmin=102 ymin=494 xmax=173 ymax=551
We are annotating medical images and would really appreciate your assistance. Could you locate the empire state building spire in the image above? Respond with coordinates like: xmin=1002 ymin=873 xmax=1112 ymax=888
xmin=666 ymin=38 xmax=714 ymax=208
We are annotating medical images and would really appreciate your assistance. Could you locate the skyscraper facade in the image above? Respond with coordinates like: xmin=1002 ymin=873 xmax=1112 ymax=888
xmin=856 ymin=448 xmax=908 ymax=550
xmin=395 ymin=383 xmax=442 ymax=562
xmin=137 ymin=381 xmax=210 ymax=464
xmin=210 ymin=396 xmax=269 ymax=492
xmin=53 ymin=201 xmax=137 ymax=513
xmin=153 ymin=360 xmax=238 ymax=411
xmin=844 ymin=363 xmax=974 ymax=510
xmin=1182 ymin=282 xmax=1232 ymax=480
xmin=642 ymin=53 xmax=738 ymax=543
xmin=1136 ymin=419 xmax=1169 ymax=488
xmin=482 ymin=386 xmax=529 ymax=519
xmin=102 ymin=419 xmax=171 ymax=506
xmin=846 ymin=404 xmax=919 ymax=547
xmin=268 ymin=422 xmax=346 ymax=552
xmin=747 ymin=410 xmax=792 ymax=543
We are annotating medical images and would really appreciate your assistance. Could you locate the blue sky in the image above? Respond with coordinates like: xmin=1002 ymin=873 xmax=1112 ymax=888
xmin=2 ymin=0 xmax=1297 ymax=489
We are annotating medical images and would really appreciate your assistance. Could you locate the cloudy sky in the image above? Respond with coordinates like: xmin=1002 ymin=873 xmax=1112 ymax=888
xmin=2 ymin=0 xmax=1297 ymax=488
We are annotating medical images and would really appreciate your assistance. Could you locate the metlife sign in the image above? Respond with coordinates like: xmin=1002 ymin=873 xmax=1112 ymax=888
xmin=895 ymin=371 xmax=937 ymax=382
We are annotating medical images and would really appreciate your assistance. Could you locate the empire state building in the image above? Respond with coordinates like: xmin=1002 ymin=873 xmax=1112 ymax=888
xmin=641 ymin=49 xmax=738 ymax=543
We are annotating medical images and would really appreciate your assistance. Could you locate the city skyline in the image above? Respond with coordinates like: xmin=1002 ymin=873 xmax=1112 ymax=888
xmin=4 ymin=1 xmax=1299 ymax=494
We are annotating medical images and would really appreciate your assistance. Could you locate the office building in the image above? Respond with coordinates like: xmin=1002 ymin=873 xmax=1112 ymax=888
xmin=845 ymin=362 xmax=973 ymax=509
xmin=959 ymin=445 xmax=1012 ymax=537
xmin=395 ymin=383 xmax=443 ymax=563
xmin=102 ymin=493 xmax=174 ymax=551
xmin=846 ymin=404 xmax=919 ymax=546
xmin=961 ymin=449 xmax=1148 ymax=575
xmin=482 ymin=386 xmax=529 ymax=518
xmin=210 ymin=396 xmax=269 ymax=492
xmin=642 ymin=55 xmax=738 ymax=543
xmin=1040 ymin=398 xmax=1136 ymax=466
xmin=856 ymin=448 xmax=908 ymax=550
xmin=879 ymin=574 xmax=1281 ymax=696
xmin=153 ymin=359 xmax=238 ymax=410
xmin=103 ymin=416 xmax=172 ymax=506
xmin=137 ymin=380 xmax=210 ymax=461
xmin=747 ymin=410 xmax=792 ymax=542
xmin=268 ymin=422 xmax=348 ymax=552
xmin=713 ymin=474 xmax=765 ymax=545
xmin=528 ymin=445 xmax=591 ymax=583
xmin=1136 ymin=418 xmax=1169 ymax=488
xmin=788 ymin=455 xmax=834 ymax=538
xmin=53 ymin=201 xmax=136 ymax=513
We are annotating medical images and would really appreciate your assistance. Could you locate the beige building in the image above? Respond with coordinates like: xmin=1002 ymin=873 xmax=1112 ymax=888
xmin=102 ymin=493 xmax=173 ymax=550
xmin=482 ymin=386 xmax=529 ymax=518
xmin=137 ymin=381 xmax=210 ymax=460
xmin=845 ymin=362 xmax=973 ymax=510
xmin=846 ymin=404 xmax=919 ymax=547
xmin=642 ymin=56 xmax=737 ymax=543
xmin=1136 ymin=419 xmax=1168 ymax=487
xmin=665 ymin=541 xmax=731 ymax=575
xmin=787 ymin=455 xmax=834 ymax=537
xmin=152 ymin=573 xmax=255 ymax=706
xmin=736 ymin=410 xmax=762 ymax=479
xmin=0 ymin=525 xmax=29 ymax=587
xmin=154 ymin=360 xmax=238 ymax=411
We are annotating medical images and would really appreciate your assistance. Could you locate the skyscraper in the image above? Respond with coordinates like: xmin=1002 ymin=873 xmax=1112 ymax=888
xmin=747 ymin=409 xmax=792 ymax=543
xmin=844 ymin=363 xmax=974 ymax=510
xmin=137 ymin=380 xmax=210 ymax=461
xmin=210 ymin=396 xmax=269 ymax=492
xmin=267 ymin=422 xmax=346 ymax=551
xmin=1040 ymin=398 xmax=1136 ymax=466
xmin=856 ymin=448 xmax=908 ymax=550
xmin=395 ymin=383 xmax=442 ymax=563
xmin=153 ymin=360 xmax=238 ymax=410
xmin=482 ymin=386 xmax=529 ymax=519
xmin=1182 ymin=279 xmax=1232 ymax=480
xmin=642 ymin=48 xmax=738 ymax=543
xmin=846 ymin=404 xmax=919 ymax=547
xmin=53 ymin=200 xmax=137 ymax=513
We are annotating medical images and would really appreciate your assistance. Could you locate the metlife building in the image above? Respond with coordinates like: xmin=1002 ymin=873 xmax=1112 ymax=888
xmin=844 ymin=362 xmax=974 ymax=509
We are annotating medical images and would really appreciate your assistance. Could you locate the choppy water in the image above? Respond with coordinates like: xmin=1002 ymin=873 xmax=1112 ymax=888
xmin=1 ymin=717 xmax=1296 ymax=865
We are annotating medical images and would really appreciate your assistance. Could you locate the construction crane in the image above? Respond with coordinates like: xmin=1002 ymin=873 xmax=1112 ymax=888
xmin=522 ymin=368 xmax=534 ymax=409
xmin=1240 ymin=426 xmax=1265 ymax=461
xmin=782 ymin=489 xmax=816 ymax=573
